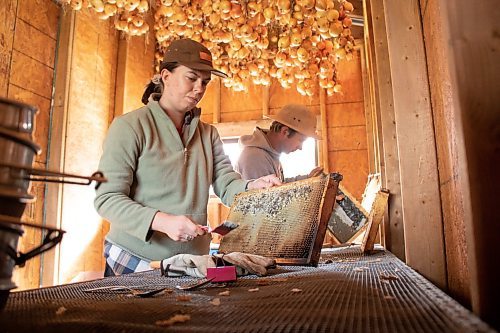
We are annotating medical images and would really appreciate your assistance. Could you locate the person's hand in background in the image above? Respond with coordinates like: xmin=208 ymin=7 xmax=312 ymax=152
xmin=247 ymin=174 xmax=282 ymax=190
xmin=308 ymin=166 xmax=324 ymax=178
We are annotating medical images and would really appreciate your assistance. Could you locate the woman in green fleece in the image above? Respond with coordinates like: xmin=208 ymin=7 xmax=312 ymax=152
xmin=95 ymin=39 xmax=281 ymax=276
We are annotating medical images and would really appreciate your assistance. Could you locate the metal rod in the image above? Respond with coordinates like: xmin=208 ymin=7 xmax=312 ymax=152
xmin=0 ymin=162 xmax=107 ymax=188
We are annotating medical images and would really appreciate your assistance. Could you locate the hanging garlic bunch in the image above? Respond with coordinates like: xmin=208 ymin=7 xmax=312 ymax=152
xmin=67 ymin=0 xmax=355 ymax=96
xmin=64 ymin=0 xmax=150 ymax=36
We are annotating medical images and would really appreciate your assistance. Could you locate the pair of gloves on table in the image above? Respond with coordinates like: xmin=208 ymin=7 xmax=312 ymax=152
xmin=154 ymin=252 xmax=276 ymax=278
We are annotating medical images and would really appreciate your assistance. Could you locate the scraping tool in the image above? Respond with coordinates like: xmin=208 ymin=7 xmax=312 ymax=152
xmin=202 ymin=221 xmax=239 ymax=236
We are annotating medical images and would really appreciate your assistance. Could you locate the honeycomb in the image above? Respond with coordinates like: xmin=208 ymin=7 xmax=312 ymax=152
xmin=219 ymin=173 xmax=341 ymax=266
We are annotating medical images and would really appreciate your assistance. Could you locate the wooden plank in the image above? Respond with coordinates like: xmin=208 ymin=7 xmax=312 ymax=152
xmin=213 ymin=119 xmax=272 ymax=138
xmin=269 ymin=79 xmax=318 ymax=108
xmin=328 ymin=150 xmax=369 ymax=200
xmin=360 ymin=173 xmax=383 ymax=244
xmin=221 ymin=81 xmax=263 ymax=112
xmin=328 ymin=126 xmax=368 ymax=152
xmin=326 ymin=101 xmax=366 ymax=127
xmin=17 ymin=0 xmax=60 ymax=39
xmin=325 ymin=53 xmax=364 ymax=104
xmin=362 ymin=2 xmax=381 ymax=174
xmin=41 ymin=9 xmax=75 ymax=287
xmin=13 ymin=18 xmax=56 ymax=68
xmin=9 ymin=49 xmax=53 ymax=98
xmin=441 ymin=0 xmax=500 ymax=327
xmin=361 ymin=189 xmax=389 ymax=252
xmin=366 ymin=0 xmax=405 ymax=261
xmin=124 ymin=27 xmax=155 ymax=114
xmin=213 ymin=77 xmax=221 ymax=123
xmin=262 ymin=85 xmax=269 ymax=119
xmin=198 ymin=74 xmax=217 ymax=118
xmin=419 ymin=0 xmax=471 ymax=307
xmin=0 ymin=0 xmax=17 ymax=96
xmin=319 ymin=88 xmax=329 ymax=172
xmin=358 ymin=45 xmax=377 ymax=174
xmin=113 ymin=36 xmax=127 ymax=117
xmin=364 ymin=0 xmax=384 ymax=248
xmin=221 ymin=109 xmax=265 ymax=123
xmin=5 ymin=0 xmax=61 ymax=290
xmin=323 ymin=229 xmax=342 ymax=247
xmin=383 ymin=0 xmax=446 ymax=289
xmin=57 ymin=11 xmax=118 ymax=283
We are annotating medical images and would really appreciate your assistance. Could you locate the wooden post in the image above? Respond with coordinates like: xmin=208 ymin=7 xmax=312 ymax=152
xmin=382 ymin=0 xmax=446 ymax=289
xmin=262 ymin=84 xmax=269 ymax=119
xmin=419 ymin=0 xmax=472 ymax=307
xmin=364 ymin=0 xmax=406 ymax=260
xmin=440 ymin=0 xmax=500 ymax=328
xmin=358 ymin=43 xmax=377 ymax=175
xmin=41 ymin=10 xmax=76 ymax=287
xmin=114 ymin=37 xmax=128 ymax=118
xmin=319 ymin=87 xmax=329 ymax=172
xmin=213 ymin=77 xmax=221 ymax=124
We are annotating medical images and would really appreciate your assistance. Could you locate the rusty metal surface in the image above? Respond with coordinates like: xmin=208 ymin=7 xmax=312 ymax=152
xmin=220 ymin=174 xmax=339 ymax=266
xmin=0 ymin=246 xmax=494 ymax=333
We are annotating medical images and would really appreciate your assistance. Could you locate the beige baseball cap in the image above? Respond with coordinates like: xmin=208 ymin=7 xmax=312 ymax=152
xmin=266 ymin=104 xmax=321 ymax=140
xmin=161 ymin=39 xmax=227 ymax=78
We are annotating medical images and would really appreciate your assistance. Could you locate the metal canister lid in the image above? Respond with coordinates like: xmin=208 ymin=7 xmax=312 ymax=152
xmin=0 ymin=97 xmax=38 ymax=134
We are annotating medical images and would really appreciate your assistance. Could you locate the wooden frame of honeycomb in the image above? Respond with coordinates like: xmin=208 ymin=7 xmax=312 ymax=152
xmin=219 ymin=173 xmax=341 ymax=266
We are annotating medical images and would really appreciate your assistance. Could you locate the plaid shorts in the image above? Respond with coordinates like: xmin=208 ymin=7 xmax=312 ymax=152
xmin=104 ymin=240 xmax=151 ymax=275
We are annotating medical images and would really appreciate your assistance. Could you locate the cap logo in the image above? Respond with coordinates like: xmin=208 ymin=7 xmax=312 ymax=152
xmin=199 ymin=51 xmax=212 ymax=62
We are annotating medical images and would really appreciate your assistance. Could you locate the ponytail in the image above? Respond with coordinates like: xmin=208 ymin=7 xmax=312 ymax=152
xmin=141 ymin=63 xmax=181 ymax=105
xmin=141 ymin=74 xmax=163 ymax=105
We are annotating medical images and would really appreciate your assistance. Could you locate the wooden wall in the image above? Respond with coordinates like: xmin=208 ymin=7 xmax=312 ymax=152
xmin=419 ymin=0 xmax=470 ymax=307
xmin=115 ymin=16 xmax=155 ymax=116
xmin=0 ymin=0 xmax=59 ymax=290
xmin=437 ymin=1 xmax=500 ymax=328
xmin=1 ymin=3 xmax=154 ymax=287
xmin=363 ymin=0 xmax=405 ymax=260
xmin=364 ymin=1 xmax=499 ymax=328
xmin=50 ymin=10 xmax=154 ymax=284
xmin=325 ymin=52 xmax=368 ymax=199
xmin=55 ymin=10 xmax=119 ymax=284
xmin=364 ymin=0 xmax=447 ymax=290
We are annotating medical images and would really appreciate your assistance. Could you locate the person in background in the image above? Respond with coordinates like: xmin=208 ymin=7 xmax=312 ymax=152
xmin=235 ymin=104 xmax=323 ymax=182
xmin=94 ymin=38 xmax=281 ymax=277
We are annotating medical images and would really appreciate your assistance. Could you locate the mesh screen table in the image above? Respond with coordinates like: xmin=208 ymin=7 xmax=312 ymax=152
xmin=0 ymin=246 xmax=494 ymax=333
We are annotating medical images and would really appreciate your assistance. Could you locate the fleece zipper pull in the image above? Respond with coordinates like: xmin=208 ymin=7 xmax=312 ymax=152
xmin=184 ymin=147 xmax=188 ymax=165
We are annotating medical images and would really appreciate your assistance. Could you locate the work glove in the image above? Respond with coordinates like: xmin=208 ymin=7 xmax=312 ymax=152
xmin=214 ymin=252 xmax=276 ymax=276
xmin=156 ymin=254 xmax=216 ymax=278
xmin=152 ymin=252 xmax=276 ymax=278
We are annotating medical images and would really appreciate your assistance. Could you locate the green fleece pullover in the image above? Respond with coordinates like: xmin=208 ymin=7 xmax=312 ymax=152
xmin=94 ymin=99 xmax=248 ymax=261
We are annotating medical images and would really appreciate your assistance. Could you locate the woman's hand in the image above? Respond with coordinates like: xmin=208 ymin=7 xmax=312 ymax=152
xmin=151 ymin=212 xmax=207 ymax=242
xmin=247 ymin=174 xmax=282 ymax=190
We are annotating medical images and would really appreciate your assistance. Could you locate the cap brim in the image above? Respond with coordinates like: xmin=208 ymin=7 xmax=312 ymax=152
xmin=265 ymin=114 xmax=321 ymax=140
xmin=180 ymin=62 xmax=228 ymax=78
